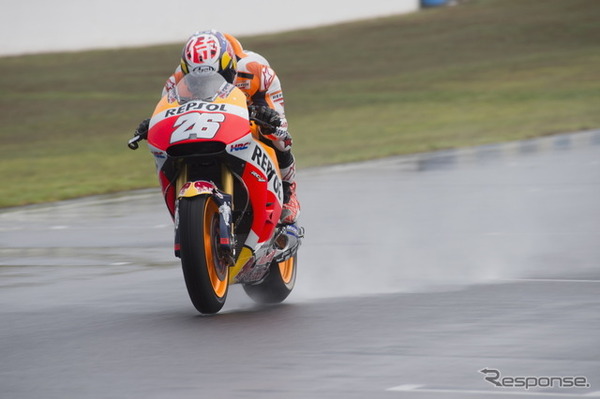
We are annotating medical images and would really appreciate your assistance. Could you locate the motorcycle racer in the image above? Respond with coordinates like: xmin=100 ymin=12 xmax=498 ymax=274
xmin=135 ymin=30 xmax=300 ymax=225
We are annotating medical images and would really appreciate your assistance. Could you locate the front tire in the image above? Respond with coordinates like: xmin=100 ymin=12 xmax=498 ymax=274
xmin=243 ymin=255 xmax=297 ymax=304
xmin=179 ymin=195 xmax=229 ymax=314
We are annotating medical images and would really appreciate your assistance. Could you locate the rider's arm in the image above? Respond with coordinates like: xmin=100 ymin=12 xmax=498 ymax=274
xmin=162 ymin=67 xmax=185 ymax=99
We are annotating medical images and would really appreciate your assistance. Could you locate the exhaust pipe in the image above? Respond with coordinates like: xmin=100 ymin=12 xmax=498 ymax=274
xmin=273 ymin=224 xmax=304 ymax=262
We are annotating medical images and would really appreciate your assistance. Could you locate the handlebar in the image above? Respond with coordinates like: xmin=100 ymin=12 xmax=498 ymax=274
xmin=128 ymin=115 xmax=268 ymax=150
xmin=127 ymin=134 xmax=143 ymax=150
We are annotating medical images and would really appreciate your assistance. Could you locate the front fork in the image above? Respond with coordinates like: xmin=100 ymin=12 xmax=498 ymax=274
xmin=174 ymin=163 xmax=234 ymax=258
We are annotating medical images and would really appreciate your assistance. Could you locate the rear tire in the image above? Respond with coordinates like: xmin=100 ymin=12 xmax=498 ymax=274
xmin=243 ymin=255 xmax=297 ymax=304
xmin=179 ymin=195 xmax=229 ymax=314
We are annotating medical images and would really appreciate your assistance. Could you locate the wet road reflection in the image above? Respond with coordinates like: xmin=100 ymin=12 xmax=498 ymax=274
xmin=1 ymin=130 xmax=599 ymax=398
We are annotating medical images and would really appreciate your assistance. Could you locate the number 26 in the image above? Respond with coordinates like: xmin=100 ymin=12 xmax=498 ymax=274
xmin=170 ymin=113 xmax=225 ymax=143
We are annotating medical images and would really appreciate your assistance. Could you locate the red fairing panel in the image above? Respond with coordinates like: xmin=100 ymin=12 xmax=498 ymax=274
xmin=227 ymin=135 xmax=283 ymax=248
xmin=159 ymin=171 xmax=176 ymax=217
xmin=241 ymin=162 xmax=282 ymax=245
xmin=148 ymin=101 xmax=250 ymax=151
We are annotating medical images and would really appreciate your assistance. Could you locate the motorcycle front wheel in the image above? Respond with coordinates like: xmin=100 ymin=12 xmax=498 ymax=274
xmin=243 ymin=255 xmax=297 ymax=304
xmin=179 ymin=195 xmax=229 ymax=314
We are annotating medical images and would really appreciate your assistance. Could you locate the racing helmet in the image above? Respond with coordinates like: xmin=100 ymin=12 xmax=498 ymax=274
xmin=180 ymin=30 xmax=237 ymax=83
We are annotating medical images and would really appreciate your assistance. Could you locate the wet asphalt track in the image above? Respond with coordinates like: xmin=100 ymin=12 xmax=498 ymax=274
xmin=1 ymin=130 xmax=600 ymax=398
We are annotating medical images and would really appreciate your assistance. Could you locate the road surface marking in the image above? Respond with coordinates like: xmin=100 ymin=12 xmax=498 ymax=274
xmin=387 ymin=385 xmax=600 ymax=397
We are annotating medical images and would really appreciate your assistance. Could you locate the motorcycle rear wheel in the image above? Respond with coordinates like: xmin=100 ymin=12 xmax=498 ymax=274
xmin=179 ymin=195 xmax=229 ymax=314
xmin=243 ymin=255 xmax=297 ymax=304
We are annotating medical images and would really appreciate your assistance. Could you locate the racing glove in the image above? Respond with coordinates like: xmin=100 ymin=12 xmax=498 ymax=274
xmin=249 ymin=105 xmax=281 ymax=135
xmin=135 ymin=118 xmax=150 ymax=140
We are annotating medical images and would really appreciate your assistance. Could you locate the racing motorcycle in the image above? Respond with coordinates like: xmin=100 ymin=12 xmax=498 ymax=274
xmin=128 ymin=71 xmax=303 ymax=314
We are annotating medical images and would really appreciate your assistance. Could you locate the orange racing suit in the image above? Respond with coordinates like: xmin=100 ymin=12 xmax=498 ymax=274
xmin=160 ymin=33 xmax=299 ymax=223
xmin=162 ymin=33 xmax=294 ymax=174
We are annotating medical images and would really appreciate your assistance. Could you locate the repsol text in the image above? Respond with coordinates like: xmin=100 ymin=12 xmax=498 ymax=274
xmin=165 ymin=102 xmax=227 ymax=117
xmin=250 ymin=145 xmax=282 ymax=199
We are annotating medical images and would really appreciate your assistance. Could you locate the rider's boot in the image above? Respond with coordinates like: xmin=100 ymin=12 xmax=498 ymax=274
xmin=280 ymin=162 xmax=300 ymax=225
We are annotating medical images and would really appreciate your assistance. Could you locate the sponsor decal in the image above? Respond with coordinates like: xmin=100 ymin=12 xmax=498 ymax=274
xmin=178 ymin=181 xmax=220 ymax=198
xmin=250 ymin=145 xmax=282 ymax=199
xmin=194 ymin=65 xmax=215 ymax=72
xmin=229 ymin=142 xmax=251 ymax=152
xmin=235 ymin=81 xmax=251 ymax=91
xmin=148 ymin=144 xmax=168 ymax=172
xmin=218 ymin=83 xmax=235 ymax=99
xmin=219 ymin=203 xmax=232 ymax=227
xmin=151 ymin=150 xmax=166 ymax=159
xmin=250 ymin=171 xmax=266 ymax=182
xmin=164 ymin=101 xmax=227 ymax=117
xmin=272 ymin=92 xmax=283 ymax=102
xmin=160 ymin=100 xmax=247 ymax=121
xmin=256 ymin=249 xmax=276 ymax=267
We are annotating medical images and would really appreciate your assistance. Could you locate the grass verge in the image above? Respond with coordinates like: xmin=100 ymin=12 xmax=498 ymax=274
xmin=1 ymin=0 xmax=599 ymax=207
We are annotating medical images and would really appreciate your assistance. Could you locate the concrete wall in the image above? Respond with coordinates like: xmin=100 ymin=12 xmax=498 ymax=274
xmin=1 ymin=0 xmax=420 ymax=56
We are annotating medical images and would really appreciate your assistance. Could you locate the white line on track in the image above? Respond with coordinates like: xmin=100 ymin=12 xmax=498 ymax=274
xmin=387 ymin=384 xmax=600 ymax=397
xmin=499 ymin=279 xmax=600 ymax=284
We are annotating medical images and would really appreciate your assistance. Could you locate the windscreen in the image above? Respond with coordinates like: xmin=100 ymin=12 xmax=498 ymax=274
xmin=175 ymin=71 xmax=228 ymax=103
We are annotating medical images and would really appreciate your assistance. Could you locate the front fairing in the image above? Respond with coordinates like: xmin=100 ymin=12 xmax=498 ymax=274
xmin=147 ymin=71 xmax=250 ymax=153
xmin=146 ymin=72 xmax=284 ymax=276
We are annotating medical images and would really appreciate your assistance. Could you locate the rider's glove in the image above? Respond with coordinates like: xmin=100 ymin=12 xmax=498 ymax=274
xmin=135 ymin=118 xmax=150 ymax=140
xmin=249 ymin=105 xmax=281 ymax=135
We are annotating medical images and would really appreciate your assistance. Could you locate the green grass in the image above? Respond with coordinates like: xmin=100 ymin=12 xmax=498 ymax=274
xmin=1 ymin=0 xmax=599 ymax=207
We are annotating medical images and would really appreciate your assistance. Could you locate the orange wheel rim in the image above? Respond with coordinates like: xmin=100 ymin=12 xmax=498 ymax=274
xmin=203 ymin=198 xmax=228 ymax=298
xmin=278 ymin=257 xmax=295 ymax=285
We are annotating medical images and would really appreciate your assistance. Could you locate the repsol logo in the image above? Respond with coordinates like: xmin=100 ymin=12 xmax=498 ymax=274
xmin=250 ymin=145 xmax=282 ymax=198
xmin=165 ymin=101 xmax=227 ymax=117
